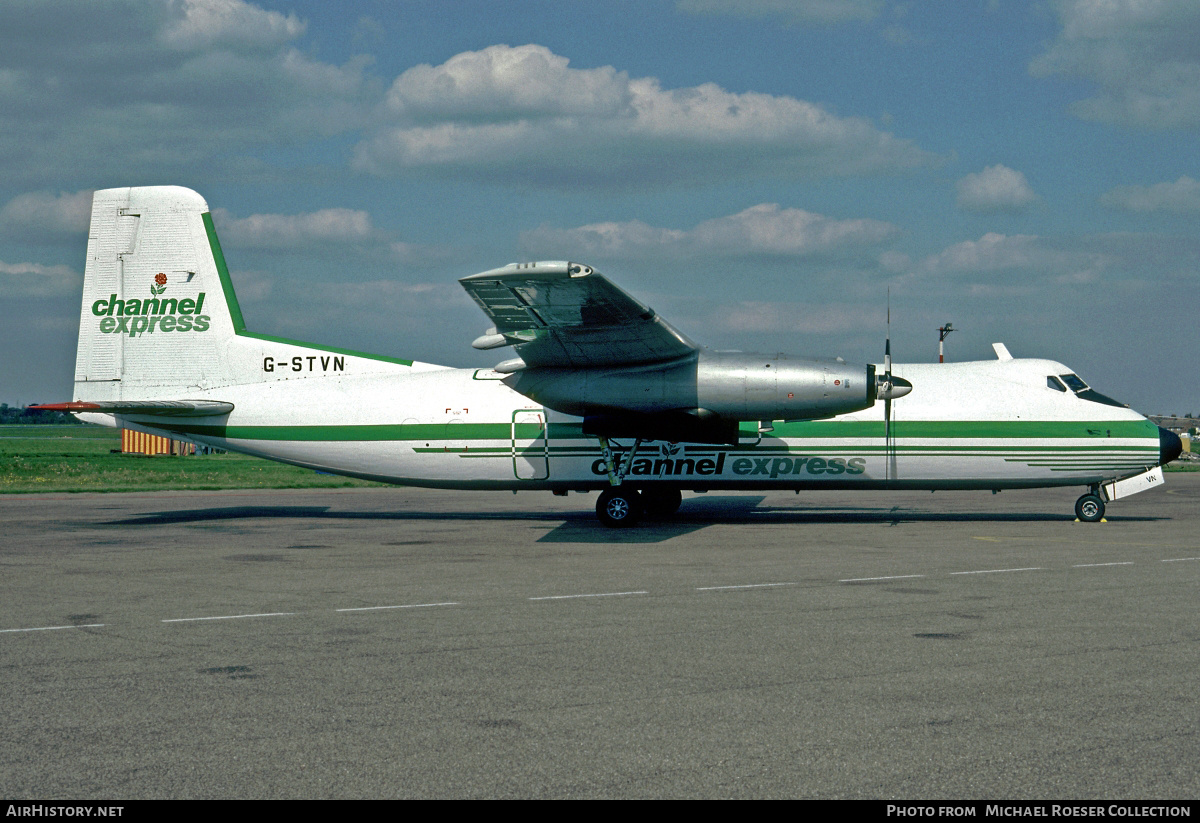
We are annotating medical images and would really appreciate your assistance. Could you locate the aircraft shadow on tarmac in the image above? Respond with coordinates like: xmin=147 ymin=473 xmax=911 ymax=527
xmin=100 ymin=496 xmax=1164 ymax=545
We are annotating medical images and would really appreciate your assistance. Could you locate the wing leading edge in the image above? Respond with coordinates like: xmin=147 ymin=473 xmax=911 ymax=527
xmin=459 ymin=262 xmax=697 ymax=370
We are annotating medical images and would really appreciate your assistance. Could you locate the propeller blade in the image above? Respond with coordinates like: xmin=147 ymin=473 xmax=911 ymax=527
xmin=881 ymin=288 xmax=902 ymax=482
xmin=884 ymin=293 xmax=891 ymax=481
xmin=884 ymin=395 xmax=892 ymax=482
xmin=884 ymin=290 xmax=891 ymax=378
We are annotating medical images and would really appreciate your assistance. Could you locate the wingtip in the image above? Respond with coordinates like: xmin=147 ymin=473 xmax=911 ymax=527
xmin=27 ymin=402 xmax=100 ymax=412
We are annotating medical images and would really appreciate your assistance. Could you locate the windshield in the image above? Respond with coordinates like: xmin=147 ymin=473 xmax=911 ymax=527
xmin=1059 ymin=374 xmax=1089 ymax=392
xmin=1056 ymin=372 xmax=1128 ymax=408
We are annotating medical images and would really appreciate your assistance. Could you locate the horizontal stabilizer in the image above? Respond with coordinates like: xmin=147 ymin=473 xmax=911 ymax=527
xmin=31 ymin=400 xmax=234 ymax=417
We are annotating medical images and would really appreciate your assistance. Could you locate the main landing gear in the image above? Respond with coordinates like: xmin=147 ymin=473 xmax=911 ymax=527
xmin=596 ymin=488 xmax=641 ymax=528
xmin=1075 ymin=491 xmax=1106 ymax=523
xmin=595 ymin=487 xmax=685 ymax=528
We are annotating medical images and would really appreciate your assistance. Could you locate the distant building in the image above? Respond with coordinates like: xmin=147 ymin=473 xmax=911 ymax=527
xmin=121 ymin=428 xmax=194 ymax=456
xmin=1148 ymin=415 xmax=1199 ymax=434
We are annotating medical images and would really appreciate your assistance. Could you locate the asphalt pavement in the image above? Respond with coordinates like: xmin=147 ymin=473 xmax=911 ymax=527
xmin=1 ymin=478 xmax=1197 ymax=798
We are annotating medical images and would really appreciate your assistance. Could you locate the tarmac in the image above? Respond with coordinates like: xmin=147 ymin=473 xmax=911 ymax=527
xmin=1 ymin=476 xmax=1198 ymax=798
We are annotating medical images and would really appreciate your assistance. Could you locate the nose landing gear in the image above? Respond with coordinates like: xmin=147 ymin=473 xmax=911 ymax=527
xmin=1075 ymin=491 xmax=1105 ymax=523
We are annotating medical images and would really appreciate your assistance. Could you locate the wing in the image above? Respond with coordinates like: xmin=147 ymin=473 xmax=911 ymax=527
xmin=460 ymin=262 xmax=697 ymax=370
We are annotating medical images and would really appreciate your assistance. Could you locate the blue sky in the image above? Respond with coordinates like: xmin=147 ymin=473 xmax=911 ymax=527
xmin=1 ymin=0 xmax=1197 ymax=413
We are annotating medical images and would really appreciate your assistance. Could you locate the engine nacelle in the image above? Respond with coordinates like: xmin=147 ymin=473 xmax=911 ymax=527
xmin=504 ymin=351 xmax=877 ymax=426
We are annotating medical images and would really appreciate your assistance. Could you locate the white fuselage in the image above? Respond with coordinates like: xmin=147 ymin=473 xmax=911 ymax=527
xmin=99 ymin=356 xmax=1162 ymax=493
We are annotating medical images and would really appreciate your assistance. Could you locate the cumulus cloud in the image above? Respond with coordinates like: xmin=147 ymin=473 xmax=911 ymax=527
xmin=0 ymin=190 xmax=93 ymax=243
xmin=212 ymin=207 xmax=374 ymax=249
xmin=676 ymin=0 xmax=886 ymax=25
xmin=1030 ymin=0 xmax=1200 ymax=129
xmin=0 ymin=7 xmax=933 ymax=189
xmin=0 ymin=0 xmax=375 ymax=184
xmin=208 ymin=206 xmax=453 ymax=271
xmin=257 ymin=279 xmax=475 ymax=353
xmin=1100 ymin=176 xmax=1200 ymax=212
xmin=716 ymin=300 xmax=867 ymax=334
xmin=0 ymin=260 xmax=81 ymax=297
xmin=382 ymin=44 xmax=630 ymax=123
xmin=521 ymin=204 xmax=898 ymax=259
xmin=914 ymin=233 xmax=1041 ymax=274
xmin=955 ymin=165 xmax=1039 ymax=213
xmin=354 ymin=44 xmax=932 ymax=186
xmin=905 ymin=232 xmax=1111 ymax=287
xmin=158 ymin=0 xmax=305 ymax=51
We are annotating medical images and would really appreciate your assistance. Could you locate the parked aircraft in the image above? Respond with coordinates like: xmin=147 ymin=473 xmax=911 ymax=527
xmin=36 ymin=187 xmax=1182 ymax=526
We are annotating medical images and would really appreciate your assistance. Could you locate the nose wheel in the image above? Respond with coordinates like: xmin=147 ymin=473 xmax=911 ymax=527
xmin=1075 ymin=492 xmax=1105 ymax=523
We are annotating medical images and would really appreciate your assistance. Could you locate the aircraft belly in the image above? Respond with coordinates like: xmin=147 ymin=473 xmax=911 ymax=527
xmin=220 ymin=437 xmax=522 ymax=486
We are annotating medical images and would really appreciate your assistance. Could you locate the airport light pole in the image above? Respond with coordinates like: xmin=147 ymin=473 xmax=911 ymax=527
xmin=938 ymin=323 xmax=955 ymax=363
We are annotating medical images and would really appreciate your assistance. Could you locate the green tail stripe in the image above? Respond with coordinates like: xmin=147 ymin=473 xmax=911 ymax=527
xmin=202 ymin=211 xmax=245 ymax=333
xmin=202 ymin=211 xmax=414 ymax=367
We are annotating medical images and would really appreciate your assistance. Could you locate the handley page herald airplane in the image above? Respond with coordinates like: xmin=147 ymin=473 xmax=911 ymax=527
xmin=36 ymin=186 xmax=1182 ymax=527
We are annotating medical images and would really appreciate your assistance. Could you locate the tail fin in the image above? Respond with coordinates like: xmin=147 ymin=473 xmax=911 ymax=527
xmin=71 ymin=185 xmax=425 ymax=408
xmin=74 ymin=186 xmax=244 ymax=401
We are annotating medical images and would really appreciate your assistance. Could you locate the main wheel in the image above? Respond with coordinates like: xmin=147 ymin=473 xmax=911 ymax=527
xmin=1075 ymin=493 xmax=1105 ymax=522
xmin=597 ymin=488 xmax=642 ymax=528
xmin=642 ymin=488 xmax=683 ymax=518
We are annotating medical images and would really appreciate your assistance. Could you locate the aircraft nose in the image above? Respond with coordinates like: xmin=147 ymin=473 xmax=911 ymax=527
xmin=1159 ymin=427 xmax=1183 ymax=466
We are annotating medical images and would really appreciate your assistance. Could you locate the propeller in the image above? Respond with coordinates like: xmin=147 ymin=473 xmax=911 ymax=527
xmin=876 ymin=291 xmax=912 ymax=482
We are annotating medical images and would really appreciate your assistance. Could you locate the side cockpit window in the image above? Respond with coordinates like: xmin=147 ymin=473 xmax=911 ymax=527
xmin=1047 ymin=376 xmax=1067 ymax=392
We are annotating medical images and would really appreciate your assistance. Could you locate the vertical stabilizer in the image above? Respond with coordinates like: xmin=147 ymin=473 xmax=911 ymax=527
xmin=74 ymin=186 xmax=241 ymax=400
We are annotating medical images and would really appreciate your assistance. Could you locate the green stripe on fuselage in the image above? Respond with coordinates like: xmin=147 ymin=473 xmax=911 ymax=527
xmin=769 ymin=419 xmax=1158 ymax=440
xmin=147 ymin=418 xmax=1160 ymax=444
xmin=151 ymin=422 xmax=510 ymax=441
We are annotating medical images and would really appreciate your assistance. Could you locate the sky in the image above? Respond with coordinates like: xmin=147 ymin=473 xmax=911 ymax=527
xmin=1 ymin=0 xmax=1197 ymax=414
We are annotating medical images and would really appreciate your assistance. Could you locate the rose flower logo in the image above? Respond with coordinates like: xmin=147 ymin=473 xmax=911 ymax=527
xmin=151 ymin=272 xmax=167 ymax=296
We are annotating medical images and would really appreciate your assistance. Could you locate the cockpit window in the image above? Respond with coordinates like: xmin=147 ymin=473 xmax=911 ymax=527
xmin=1059 ymin=374 xmax=1088 ymax=392
xmin=1054 ymin=372 xmax=1128 ymax=408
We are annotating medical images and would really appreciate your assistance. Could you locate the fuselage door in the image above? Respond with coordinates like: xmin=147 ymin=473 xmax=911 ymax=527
xmin=512 ymin=410 xmax=549 ymax=479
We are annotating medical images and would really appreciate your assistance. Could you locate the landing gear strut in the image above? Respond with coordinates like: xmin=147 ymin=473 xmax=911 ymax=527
xmin=1075 ymin=491 xmax=1105 ymax=523
xmin=593 ymin=437 xmax=684 ymax=526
